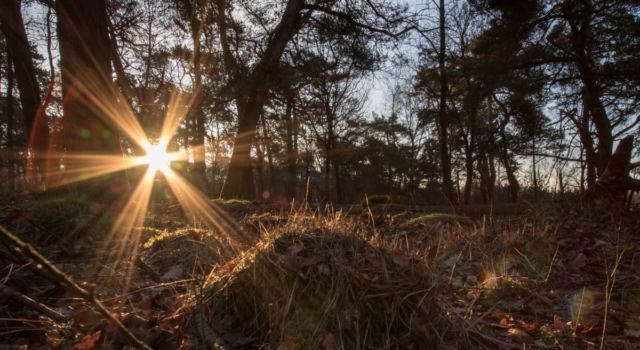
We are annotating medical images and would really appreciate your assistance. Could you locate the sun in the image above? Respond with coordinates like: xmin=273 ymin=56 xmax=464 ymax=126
xmin=142 ymin=141 xmax=176 ymax=174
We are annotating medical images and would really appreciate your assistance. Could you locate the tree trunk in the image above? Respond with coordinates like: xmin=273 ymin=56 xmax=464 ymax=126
xmin=219 ymin=0 xmax=306 ymax=199
xmin=284 ymin=95 xmax=297 ymax=200
xmin=56 ymin=0 xmax=121 ymax=188
xmin=587 ymin=135 xmax=640 ymax=204
xmin=0 ymin=0 xmax=50 ymax=176
xmin=5 ymin=52 xmax=16 ymax=191
xmin=576 ymin=100 xmax=597 ymax=189
xmin=500 ymin=152 xmax=519 ymax=203
xmin=463 ymin=144 xmax=474 ymax=204
xmin=190 ymin=15 xmax=208 ymax=192
xmin=566 ymin=2 xmax=612 ymax=175
xmin=437 ymin=0 xmax=456 ymax=204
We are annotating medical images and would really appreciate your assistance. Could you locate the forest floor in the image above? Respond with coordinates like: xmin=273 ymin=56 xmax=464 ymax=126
xmin=0 ymin=195 xmax=639 ymax=349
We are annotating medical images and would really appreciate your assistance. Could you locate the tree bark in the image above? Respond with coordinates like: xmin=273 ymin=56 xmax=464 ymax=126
xmin=0 ymin=0 xmax=50 ymax=176
xmin=437 ymin=0 xmax=456 ymax=204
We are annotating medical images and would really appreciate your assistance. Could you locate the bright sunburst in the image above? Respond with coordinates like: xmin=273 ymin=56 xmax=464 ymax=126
xmin=141 ymin=141 xmax=177 ymax=174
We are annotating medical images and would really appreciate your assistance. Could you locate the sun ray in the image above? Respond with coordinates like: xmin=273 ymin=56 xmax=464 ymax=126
xmin=103 ymin=167 xmax=155 ymax=292
xmin=162 ymin=168 xmax=249 ymax=248
xmin=43 ymin=153 xmax=142 ymax=187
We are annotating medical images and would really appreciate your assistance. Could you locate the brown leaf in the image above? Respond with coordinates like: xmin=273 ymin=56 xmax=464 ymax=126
xmin=489 ymin=311 xmax=507 ymax=321
xmin=553 ymin=315 xmax=564 ymax=331
xmin=506 ymin=327 xmax=533 ymax=342
xmin=73 ymin=330 xmax=101 ymax=350
xmin=521 ymin=322 xmax=539 ymax=334
xmin=499 ymin=318 xmax=509 ymax=327
xmin=140 ymin=294 xmax=153 ymax=312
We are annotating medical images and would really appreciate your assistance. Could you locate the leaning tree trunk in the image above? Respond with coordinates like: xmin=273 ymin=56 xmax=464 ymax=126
xmin=586 ymin=135 xmax=640 ymax=204
xmin=220 ymin=0 xmax=306 ymax=199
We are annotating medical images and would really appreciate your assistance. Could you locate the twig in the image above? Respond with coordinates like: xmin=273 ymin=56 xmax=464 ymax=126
xmin=0 ymin=285 xmax=65 ymax=322
xmin=135 ymin=256 xmax=162 ymax=283
xmin=0 ymin=225 xmax=152 ymax=350
xmin=600 ymin=249 xmax=625 ymax=350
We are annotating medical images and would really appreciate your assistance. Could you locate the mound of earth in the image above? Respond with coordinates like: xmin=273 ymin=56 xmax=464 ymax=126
xmin=198 ymin=230 xmax=447 ymax=349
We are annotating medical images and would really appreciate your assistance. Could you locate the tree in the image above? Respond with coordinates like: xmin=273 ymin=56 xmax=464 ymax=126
xmin=217 ymin=0 xmax=412 ymax=199
xmin=56 ymin=0 xmax=121 ymax=188
xmin=0 ymin=0 xmax=50 ymax=178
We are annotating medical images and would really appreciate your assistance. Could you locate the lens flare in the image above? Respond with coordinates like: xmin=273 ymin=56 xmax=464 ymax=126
xmin=140 ymin=141 xmax=178 ymax=174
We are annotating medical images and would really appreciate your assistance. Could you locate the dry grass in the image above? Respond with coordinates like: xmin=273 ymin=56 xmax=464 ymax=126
xmin=1 ymin=198 xmax=639 ymax=349
xmin=199 ymin=210 xmax=453 ymax=349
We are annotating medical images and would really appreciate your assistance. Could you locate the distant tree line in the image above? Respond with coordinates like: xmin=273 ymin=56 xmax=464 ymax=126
xmin=0 ymin=0 xmax=638 ymax=204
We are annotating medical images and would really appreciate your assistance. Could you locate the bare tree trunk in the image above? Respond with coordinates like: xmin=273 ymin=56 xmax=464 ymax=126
xmin=256 ymin=143 xmax=265 ymax=200
xmin=488 ymin=153 xmax=496 ymax=202
xmin=501 ymin=152 xmax=519 ymax=203
xmin=261 ymin=115 xmax=274 ymax=196
xmin=189 ymin=13 xmax=208 ymax=192
xmin=532 ymin=132 xmax=538 ymax=197
xmin=463 ymin=144 xmax=473 ymax=204
xmin=5 ymin=52 xmax=16 ymax=191
xmin=437 ymin=0 xmax=456 ymax=204
xmin=0 ymin=0 xmax=50 ymax=177
xmin=284 ymin=95 xmax=297 ymax=199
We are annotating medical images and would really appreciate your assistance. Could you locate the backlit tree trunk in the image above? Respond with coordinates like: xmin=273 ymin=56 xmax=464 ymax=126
xmin=284 ymin=95 xmax=297 ymax=200
xmin=437 ymin=0 xmax=456 ymax=204
xmin=57 ymin=0 xmax=121 ymax=185
xmin=0 ymin=0 xmax=50 ymax=177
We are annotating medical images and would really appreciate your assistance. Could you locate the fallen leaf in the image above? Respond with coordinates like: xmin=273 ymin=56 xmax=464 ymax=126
xmin=507 ymin=327 xmax=533 ymax=342
xmin=489 ymin=311 xmax=507 ymax=321
xmin=73 ymin=330 xmax=101 ymax=350
xmin=140 ymin=294 xmax=153 ymax=312
xmin=553 ymin=315 xmax=564 ymax=331
xmin=521 ymin=322 xmax=539 ymax=334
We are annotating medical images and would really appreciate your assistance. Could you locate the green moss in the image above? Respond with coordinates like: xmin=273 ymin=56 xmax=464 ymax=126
xmin=404 ymin=213 xmax=474 ymax=227
xmin=212 ymin=198 xmax=255 ymax=209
